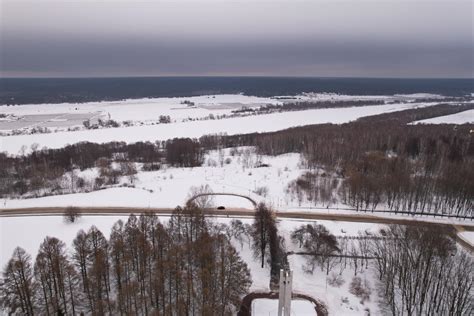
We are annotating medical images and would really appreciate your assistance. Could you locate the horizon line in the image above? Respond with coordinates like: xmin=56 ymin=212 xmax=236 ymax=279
xmin=1 ymin=75 xmax=473 ymax=80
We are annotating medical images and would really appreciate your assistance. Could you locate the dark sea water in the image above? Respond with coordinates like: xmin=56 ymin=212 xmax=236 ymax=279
xmin=0 ymin=77 xmax=472 ymax=105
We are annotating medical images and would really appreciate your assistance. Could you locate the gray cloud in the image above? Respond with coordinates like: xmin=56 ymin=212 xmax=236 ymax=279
xmin=1 ymin=0 xmax=473 ymax=77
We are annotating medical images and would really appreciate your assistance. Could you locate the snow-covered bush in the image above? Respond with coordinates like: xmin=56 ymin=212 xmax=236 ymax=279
xmin=349 ymin=276 xmax=371 ymax=303
xmin=254 ymin=186 xmax=269 ymax=197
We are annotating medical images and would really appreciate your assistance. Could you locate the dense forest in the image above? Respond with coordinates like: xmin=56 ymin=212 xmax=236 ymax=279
xmin=0 ymin=206 xmax=252 ymax=315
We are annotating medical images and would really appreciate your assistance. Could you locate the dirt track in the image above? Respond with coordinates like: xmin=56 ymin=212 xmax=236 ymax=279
xmin=1 ymin=206 xmax=473 ymax=252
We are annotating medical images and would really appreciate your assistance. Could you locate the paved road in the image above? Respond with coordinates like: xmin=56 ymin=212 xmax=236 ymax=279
xmin=2 ymin=206 xmax=473 ymax=252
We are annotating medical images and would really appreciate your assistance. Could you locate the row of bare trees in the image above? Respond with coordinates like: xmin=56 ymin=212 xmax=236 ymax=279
xmin=340 ymin=153 xmax=473 ymax=216
xmin=286 ymin=151 xmax=473 ymax=217
xmin=372 ymin=225 xmax=473 ymax=315
xmin=1 ymin=207 xmax=252 ymax=315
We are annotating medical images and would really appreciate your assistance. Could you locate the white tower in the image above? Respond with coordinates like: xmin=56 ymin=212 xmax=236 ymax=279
xmin=278 ymin=269 xmax=293 ymax=316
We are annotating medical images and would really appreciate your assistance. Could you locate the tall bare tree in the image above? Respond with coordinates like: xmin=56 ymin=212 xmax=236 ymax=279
xmin=0 ymin=247 xmax=36 ymax=315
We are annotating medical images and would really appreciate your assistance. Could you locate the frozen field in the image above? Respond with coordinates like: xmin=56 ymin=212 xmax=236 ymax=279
xmin=1 ymin=92 xmax=441 ymax=121
xmin=0 ymin=94 xmax=279 ymax=128
xmin=0 ymin=100 xmax=437 ymax=155
xmin=0 ymin=112 xmax=103 ymax=131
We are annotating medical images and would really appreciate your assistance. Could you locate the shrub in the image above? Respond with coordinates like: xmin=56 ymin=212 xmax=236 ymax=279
xmin=254 ymin=186 xmax=269 ymax=197
xmin=349 ymin=276 xmax=371 ymax=303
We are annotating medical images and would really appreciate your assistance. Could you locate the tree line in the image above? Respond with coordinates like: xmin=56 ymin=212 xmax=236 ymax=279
xmin=231 ymin=99 xmax=385 ymax=115
xmin=0 ymin=138 xmax=202 ymax=198
xmin=0 ymin=207 xmax=252 ymax=315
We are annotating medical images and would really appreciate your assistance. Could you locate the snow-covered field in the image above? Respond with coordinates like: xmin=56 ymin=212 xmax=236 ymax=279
xmin=412 ymin=109 xmax=474 ymax=125
xmin=0 ymin=112 xmax=104 ymax=131
xmin=0 ymin=215 xmax=129 ymax=270
xmin=0 ymin=93 xmax=441 ymax=155
xmin=0 ymin=94 xmax=279 ymax=130
xmin=0 ymin=92 xmax=442 ymax=124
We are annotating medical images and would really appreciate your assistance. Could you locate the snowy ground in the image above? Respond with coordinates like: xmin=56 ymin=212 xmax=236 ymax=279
xmin=2 ymin=147 xmax=473 ymax=226
xmin=252 ymin=298 xmax=317 ymax=315
xmin=0 ymin=112 xmax=104 ymax=131
xmin=459 ymin=231 xmax=474 ymax=245
xmin=0 ymin=215 xmax=129 ymax=270
xmin=0 ymin=94 xmax=440 ymax=155
xmin=2 ymin=147 xmax=303 ymax=209
xmin=412 ymin=109 xmax=474 ymax=125
xmin=279 ymin=220 xmax=381 ymax=315
xmin=0 ymin=92 xmax=442 ymax=125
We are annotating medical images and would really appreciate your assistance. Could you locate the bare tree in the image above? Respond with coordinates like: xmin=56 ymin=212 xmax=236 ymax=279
xmin=187 ymin=184 xmax=215 ymax=209
xmin=34 ymin=237 xmax=73 ymax=315
xmin=290 ymin=223 xmax=339 ymax=275
xmin=0 ymin=247 xmax=36 ymax=315
xmin=371 ymin=225 xmax=473 ymax=316
xmin=64 ymin=206 xmax=81 ymax=223
xmin=251 ymin=203 xmax=277 ymax=268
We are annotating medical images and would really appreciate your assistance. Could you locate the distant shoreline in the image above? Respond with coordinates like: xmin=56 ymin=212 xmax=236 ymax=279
xmin=1 ymin=77 xmax=473 ymax=105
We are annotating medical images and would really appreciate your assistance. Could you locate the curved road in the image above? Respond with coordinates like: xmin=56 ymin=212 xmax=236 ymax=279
xmin=187 ymin=192 xmax=258 ymax=207
xmin=1 ymin=206 xmax=473 ymax=252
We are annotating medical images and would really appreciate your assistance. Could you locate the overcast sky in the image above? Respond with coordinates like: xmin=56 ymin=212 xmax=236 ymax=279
xmin=1 ymin=0 xmax=473 ymax=78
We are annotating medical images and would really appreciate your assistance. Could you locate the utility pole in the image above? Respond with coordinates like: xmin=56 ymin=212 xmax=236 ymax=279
xmin=278 ymin=269 xmax=293 ymax=316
